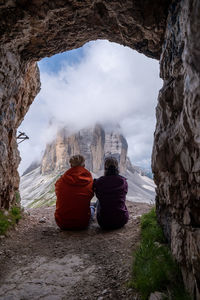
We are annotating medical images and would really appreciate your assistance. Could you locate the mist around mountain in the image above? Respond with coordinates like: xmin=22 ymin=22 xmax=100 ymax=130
xmin=20 ymin=124 xmax=155 ymax=208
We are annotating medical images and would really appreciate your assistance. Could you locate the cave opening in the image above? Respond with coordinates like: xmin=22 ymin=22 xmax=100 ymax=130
xmin=18 ymin=39 xmax=161 ymax=209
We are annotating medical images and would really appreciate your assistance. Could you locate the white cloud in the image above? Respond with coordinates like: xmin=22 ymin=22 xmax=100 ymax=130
xmin=18 ymin=40 xmax=162 ymax=174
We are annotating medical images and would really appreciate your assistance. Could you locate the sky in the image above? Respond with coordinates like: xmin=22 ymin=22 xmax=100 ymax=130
xmin=18 ymin=40 xmax=162 ymax=174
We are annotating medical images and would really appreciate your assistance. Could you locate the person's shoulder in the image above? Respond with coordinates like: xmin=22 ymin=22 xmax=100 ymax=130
xmin=118 ymin=175 xmax=128 ymax=184
xmin=94 ymin=176 xmax=106 ymax=183
xmin=64 ymin=167 xmax=73 ymax=174
xmin=119 ymin=175 xmax=127 ymax=180
xmin=82 ymin=167 xmax=93 ymax=175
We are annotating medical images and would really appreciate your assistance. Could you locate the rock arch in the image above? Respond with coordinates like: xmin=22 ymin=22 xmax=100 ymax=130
xmin=0 ymin=0 xmax=199 ymax=298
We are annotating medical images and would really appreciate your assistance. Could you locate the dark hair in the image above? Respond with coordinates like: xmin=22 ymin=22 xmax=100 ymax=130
xmin=104 ymin=165 xmax=119 ymax=176
xmin=104 ymin=156 xmax=119 ymax=176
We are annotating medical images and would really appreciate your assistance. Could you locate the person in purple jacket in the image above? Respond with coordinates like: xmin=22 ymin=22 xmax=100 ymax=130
xmin=93 ymin=156 xmax=129 ymax=230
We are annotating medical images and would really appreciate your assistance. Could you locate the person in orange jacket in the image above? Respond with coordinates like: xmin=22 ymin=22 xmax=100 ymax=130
xmin=54 ymin=155 xmax=94 ymax=230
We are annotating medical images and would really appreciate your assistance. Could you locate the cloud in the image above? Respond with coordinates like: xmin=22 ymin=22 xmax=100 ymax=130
xmin=18 ymin=40 xmax=162 ymax=174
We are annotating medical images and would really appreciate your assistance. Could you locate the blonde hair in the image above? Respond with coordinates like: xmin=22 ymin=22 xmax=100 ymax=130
xmin=69 ymin=155 xmax=85 ymax=167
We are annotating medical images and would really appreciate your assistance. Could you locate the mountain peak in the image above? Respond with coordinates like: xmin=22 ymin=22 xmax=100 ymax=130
xmin=40 ymin=124 xmax=128 ymax=175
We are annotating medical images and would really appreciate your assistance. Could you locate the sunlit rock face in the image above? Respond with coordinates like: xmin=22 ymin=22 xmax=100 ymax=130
xmin=0 ymin=0 xmax=199 ymax=297
xmin=40 ymin=124 xmax=128 ymax=175
xmin=152 ymin=0 xmax=200 ymax=298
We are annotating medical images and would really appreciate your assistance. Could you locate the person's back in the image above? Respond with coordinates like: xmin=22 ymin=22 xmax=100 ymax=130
xmin=55 ymin=155 xmax=94 ymax=230
xmin=94 ymin=157 xmax=129 ymax=230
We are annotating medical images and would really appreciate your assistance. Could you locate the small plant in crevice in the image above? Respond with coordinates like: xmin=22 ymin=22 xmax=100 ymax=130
xmin=10 ymin=206 xmax=22 ymax=223
xmin=0 ymin=206 xmax=22 ymax=236
xmin=15 ymin=191 xmax=21 ymax=204
xmin=0 ymin=211 xmax=10 ymax=235
xmin=129 ymin=208 xmax=191 ymax=300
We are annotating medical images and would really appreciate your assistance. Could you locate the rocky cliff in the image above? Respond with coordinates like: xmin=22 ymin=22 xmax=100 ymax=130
xmin=152 ymin=1 xmax=200 ymax=297
xmin=40 ymin=124 xmax=128 ymax=175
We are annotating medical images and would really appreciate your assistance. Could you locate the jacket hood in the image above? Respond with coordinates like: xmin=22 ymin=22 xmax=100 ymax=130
xmin=62 ymin=166 xmax=92 ymax=186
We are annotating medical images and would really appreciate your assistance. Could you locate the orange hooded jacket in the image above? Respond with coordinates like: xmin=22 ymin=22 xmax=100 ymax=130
xmin=54 ymin=166 xmax=94 ymax=229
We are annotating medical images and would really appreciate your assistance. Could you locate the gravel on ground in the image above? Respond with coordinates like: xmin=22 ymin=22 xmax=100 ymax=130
xmin=0 ymin=201 xmax=152 ymax=300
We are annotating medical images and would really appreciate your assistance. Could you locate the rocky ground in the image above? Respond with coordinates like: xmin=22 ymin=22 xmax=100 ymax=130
xmin=0 ymin=201 xmax=152 ymax=300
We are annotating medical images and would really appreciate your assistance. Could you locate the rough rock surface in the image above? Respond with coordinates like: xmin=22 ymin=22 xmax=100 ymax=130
xmin=0 ymin=0 xmax=170 ymax=60
xmin=41 ymin=124 xmax=128 ymax=174
xmin=149 ymin=291 xmax=165 ymax=300
xmin=0 ymin=0 xmax=199 ymax=298
xmin=152 ymin=0 xmax=200 ymax=298
xmin=0 ymin=54 xmax=40 ymax=209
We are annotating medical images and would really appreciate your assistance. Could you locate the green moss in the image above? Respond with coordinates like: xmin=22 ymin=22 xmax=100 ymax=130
xmin=0 ymin=211 xmax=10 ymax=235
xmin=47 ymin=199 xmax=56 ymax=206
xmin=49 ymin=185 xmax=55 ymax=194
xmin=27 ymin=195 xmax=56 ymax=208
xmin=129 ymin=208 xmax=191 ymax=300
xmin=15 ymin=191 xmax=21 ymax=204
xmin=27 ymin=198 xmax=42 ymax=208
xmin=11 ymin=206 xmax=22 ymax=223
xmin=32 ymin=201 xmax=44 ymax=208
xmin=0 ymin=206 xmax=22 ymax=235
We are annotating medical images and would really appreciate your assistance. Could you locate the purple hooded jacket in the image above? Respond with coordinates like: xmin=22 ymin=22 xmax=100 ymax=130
xmin=94 ymin=175 xmax=129 ymax=229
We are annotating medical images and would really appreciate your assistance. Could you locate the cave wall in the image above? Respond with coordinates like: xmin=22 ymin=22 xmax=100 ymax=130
xmin=0 ymin=49 xmax=40 ymax=208
xmin=152 ymin=0 xmax=200 ymax=297
xmin=0 ymin=0 xmax=199 ymax=298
